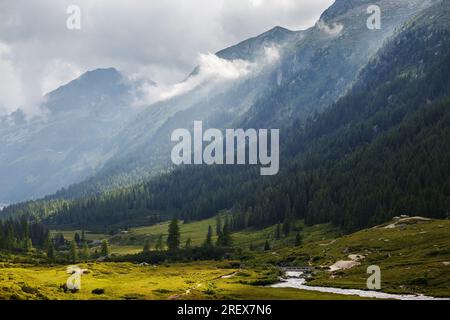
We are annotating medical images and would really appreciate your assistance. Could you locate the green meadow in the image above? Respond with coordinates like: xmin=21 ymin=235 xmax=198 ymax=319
xmin=1 ymin=216 xmax=449 ymax=300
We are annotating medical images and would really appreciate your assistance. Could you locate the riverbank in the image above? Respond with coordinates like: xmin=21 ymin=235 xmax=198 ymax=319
xmin=271 ymin=270 xmax=450 ymax=300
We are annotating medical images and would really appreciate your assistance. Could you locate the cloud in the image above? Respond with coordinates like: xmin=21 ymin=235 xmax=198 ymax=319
xmin=0 ymin=43 xmax=23 ymax=116
xmin=316 ymin=20 xmax=344 ymax=36
xmin=137 ymin=45 xmax=281 ymax=105
xmin=0 ymin=0 xmax=333 ymax=115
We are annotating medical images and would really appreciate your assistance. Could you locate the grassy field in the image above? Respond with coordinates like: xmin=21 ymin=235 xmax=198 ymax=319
xmin=51 ymin=230 xmax=110 ymax=242
xmin=107 ymin=216 xmax=340 ymax=253
xmin=251 ymin=217 xmax=450 ymax=297
xmin=0 ymin=261 xmax=359 ymax=300
xmin=3 ymin=216 xmax=448 ymax=300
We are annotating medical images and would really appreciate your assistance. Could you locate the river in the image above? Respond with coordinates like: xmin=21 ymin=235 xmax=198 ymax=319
xmin=271 ymin=270 xmax=449 ymax=300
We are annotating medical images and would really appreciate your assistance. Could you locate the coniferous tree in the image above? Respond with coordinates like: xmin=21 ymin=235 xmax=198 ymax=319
xmin=24 ymin=237 xmax=33 ymax=252
xmin=47 ymin=242 xmax=56 ymax=261
xmin=81 ymin=229 xmax=86 ymax=244
xmin=74 ymin=233 xmax=81 ymax=246
xmin=216 ymin=216 xmax=223 ymax=238
xmin=204 ymin=226 xmax=213 ymax=247
xmin=155 ymin=234 xmax=164 ymax=251
xmin=220 ymin=218 xmax=232 ymax=247
xmin=69 ymin=241 xmax=78 ymax=262
xmin=82 ymin=242 xmax=90 ymax=260
xmin=101 ymin=240 xmax=110 ymax=257
xmin=167 ymin=219 xmax=180 ymax=251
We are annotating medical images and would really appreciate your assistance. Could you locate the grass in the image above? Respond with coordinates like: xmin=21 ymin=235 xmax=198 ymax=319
xmin=0 ymin=261 xmax=357 ymax=300
xmin=250 ymin=218 xmax=450 ymax=298
xmin=108 ymin=216 xmax=340 ymax=253
xmin=36 ymin=216 xmax=450 ymax=299
xmin=51 ymin=230 xmax=109 ymax=242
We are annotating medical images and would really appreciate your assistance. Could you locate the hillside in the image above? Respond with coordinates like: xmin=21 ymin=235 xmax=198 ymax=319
xmin=3 ymin=0 xmax=448 ymax=236
xmin=4 ymin=0 xmax=434 ymax=205
xmin=0 ymin=68 xmax=141 ymax=203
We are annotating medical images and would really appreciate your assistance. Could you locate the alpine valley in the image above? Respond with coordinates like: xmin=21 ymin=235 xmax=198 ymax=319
xmin=0 ymin=0 xmax=449 ymax=300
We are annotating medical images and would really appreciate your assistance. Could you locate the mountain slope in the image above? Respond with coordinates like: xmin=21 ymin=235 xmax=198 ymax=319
xmin=3 ymin=0 xmax=448 ymax=234
xmin=0 ymin=68 xmax=141 ymax=203
xmin=35 ymin=0 xmax=438 ymax=202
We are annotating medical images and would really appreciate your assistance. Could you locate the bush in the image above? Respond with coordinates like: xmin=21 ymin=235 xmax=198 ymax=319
xmin=91 ymin=288 xmax=105 ymax=295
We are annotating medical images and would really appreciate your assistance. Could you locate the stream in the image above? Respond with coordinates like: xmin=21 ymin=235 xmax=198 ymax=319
xmin=271 ymin=270 xmax=449 ymax=300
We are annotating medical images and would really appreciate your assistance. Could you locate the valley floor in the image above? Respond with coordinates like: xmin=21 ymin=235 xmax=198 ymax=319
xmin=1 ymin=217 xmax=449 ymax=300
xmin=0 ymin=262 xmax=361 ymax=300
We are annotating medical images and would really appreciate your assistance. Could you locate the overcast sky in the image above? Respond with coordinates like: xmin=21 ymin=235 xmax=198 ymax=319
xmin=0 ymin=0 xmax=334 ymax=115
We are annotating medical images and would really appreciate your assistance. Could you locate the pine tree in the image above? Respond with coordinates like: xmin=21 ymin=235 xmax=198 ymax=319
xmin=167 ymin=219 xmax=180 ymax=251
xmin=81 ymin=229 xmax=86 ymax=244
xmin=74 ymin=233 xmax=81 ymax=246
xmin=220 ymin=218 xmax=232 ymax=247
xmin=264 ymin=240 xmax=271 ymax=251
xmin=204 ymin=226 xmax=213 ymax=247
xmin=69 ymin=241 xmax=78 ymax=262
xmin=101 ymin=240 xmax=110 ymax=257
xmin=82 ymin=241 xmax=90 ymax=260
xmin=216 ymin=216 xmax=223 ymax=238
xmin=24 ymin=237 xmax=33 ymax=252
xmin=155 ymin=234 xmax=164 ymax=251
xmin=47 ymin=240 xmax=56 ymax=262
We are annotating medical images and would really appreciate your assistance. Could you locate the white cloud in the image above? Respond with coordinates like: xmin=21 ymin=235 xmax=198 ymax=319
xmin=0 ymin=43 xmax=24 ymax=115
xmin=137 ymin=53 xmax=253 ymax=105
xmin=137 ymin=45 xmax=282 ymax=105
xmin=0 ymin=0 xmax=334 ymax=115
xmin=316 ymin=20 xmax=344 ymax=36
xmin=263 ymin=46 xmax=281 ymax=64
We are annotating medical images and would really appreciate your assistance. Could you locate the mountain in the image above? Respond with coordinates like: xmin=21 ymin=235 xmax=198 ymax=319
xmin=0 ymin=68 xmax=142 ymax=203
xmin=36 ymin=0 xmax=438 ymax=202
xmin=3 ymin=0 xmax=448 ymax=234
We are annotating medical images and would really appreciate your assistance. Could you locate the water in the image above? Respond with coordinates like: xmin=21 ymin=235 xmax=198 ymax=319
xmin=271 ymin=270 xmax=449 ymax=300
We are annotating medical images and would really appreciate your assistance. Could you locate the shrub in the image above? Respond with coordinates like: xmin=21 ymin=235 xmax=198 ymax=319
xmin=92 ymin=288 xmax=105 ymax=295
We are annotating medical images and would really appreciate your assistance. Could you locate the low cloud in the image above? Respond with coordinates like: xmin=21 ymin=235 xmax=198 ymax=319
xmin=136 ymin=45 xmax=281 ymax=105
xmin=316 ymin=20 xmax=344 ymax=36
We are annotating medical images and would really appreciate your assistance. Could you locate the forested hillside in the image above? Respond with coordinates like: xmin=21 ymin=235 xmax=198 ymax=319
xmin=2 ymin=1 xmax=449 ymax=234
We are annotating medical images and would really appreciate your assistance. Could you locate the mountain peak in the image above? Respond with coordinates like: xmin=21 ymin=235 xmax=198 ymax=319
xmin=77 ymin=67 xmax=122 ymax=83
xmin=262 ymin=26 xmax=294 ymax=36
xmin=44 ymin=67 xmax=130 ymax=114
xmin=320 ymin=0 xmax=377 ymax=21
xmin=216 ymin=25 xmax=297 ymax=61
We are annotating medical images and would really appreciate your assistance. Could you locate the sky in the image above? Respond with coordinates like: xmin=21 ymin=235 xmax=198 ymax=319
xmin=0 ymin=0 xmax=334 ymax=115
